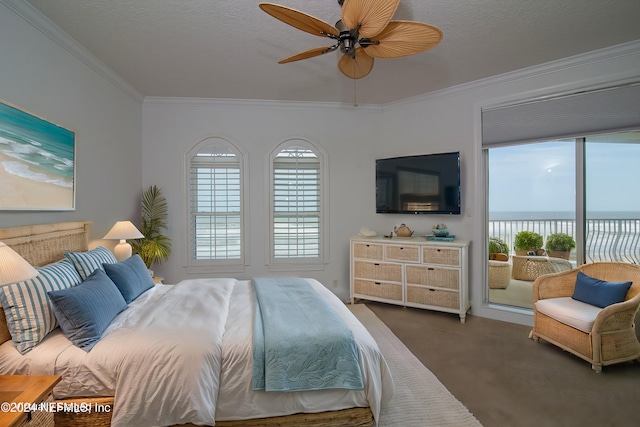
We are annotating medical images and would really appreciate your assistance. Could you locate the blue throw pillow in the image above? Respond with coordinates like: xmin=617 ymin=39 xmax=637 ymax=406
xmin=103 ymin=254 xmax=155 ymax=303
xmin=48 ymin=269 xmax=127 ymax=351
xmin=571 ymin=271 xmax=633 ymax=308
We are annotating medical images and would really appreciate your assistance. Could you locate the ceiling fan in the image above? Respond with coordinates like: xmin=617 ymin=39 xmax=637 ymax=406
xmin=259 ymin=0 xmax=443 ymax=79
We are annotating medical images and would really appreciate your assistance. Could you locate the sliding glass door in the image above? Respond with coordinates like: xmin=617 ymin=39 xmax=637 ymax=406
xmin=486 ymin=131 xmax=640 ymax=309
xmin=585 ymin=134 xmax=640 ymax=264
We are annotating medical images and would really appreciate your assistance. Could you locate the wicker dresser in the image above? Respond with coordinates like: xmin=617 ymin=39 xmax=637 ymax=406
xmin=350 ymin=236 xmax=471 ymax=323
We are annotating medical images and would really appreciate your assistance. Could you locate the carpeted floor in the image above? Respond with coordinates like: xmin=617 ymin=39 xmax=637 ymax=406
xmin=348 ymin=304 xmax=482 ymax=427
xmin=363 ymin=301 xmax=640 ymax=427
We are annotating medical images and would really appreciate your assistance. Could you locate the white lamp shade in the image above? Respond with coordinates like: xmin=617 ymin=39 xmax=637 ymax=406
xmin=103 ymin=221 xmax=144 ymax=240
xmin=0 ymin=242 xmax=38 ymax=285
xmin=103 ymin=221 xmax=144 ymax=262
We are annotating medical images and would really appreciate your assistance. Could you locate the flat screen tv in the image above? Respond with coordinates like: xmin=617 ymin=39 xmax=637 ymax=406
xmin=376 ymin=151 xmax=461 ymax=214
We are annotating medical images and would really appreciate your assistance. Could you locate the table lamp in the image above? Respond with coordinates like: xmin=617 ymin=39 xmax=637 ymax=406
xmin=0 ymin=242 xmax=38 ymax=286
xmin=103 ymin=221 xmax=144 ymax=261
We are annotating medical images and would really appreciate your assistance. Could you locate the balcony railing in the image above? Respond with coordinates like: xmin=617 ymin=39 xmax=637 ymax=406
xmin=488 ymin=218 xmax=640 ymax=264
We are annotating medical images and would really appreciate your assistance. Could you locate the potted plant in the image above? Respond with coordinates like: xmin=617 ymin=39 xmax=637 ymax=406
xmin=545 ymin=233 xmax=576 ymax=260
xmin=488 ymin=237 xmax=509 ymax=261
xmin=513 ymin=231 xmax=543 ymax=255
xmin=130 ymin=185 xmax=171 ymax=270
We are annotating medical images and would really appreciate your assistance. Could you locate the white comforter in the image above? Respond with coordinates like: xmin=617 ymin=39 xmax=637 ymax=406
xmin=0 ymin=278 xmax=393 ymax=427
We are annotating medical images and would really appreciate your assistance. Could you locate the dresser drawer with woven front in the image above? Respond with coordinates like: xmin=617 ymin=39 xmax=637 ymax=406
xmin=352 ymin=242 xmax=384 ymax=260
xmin=353 ymin=279 xmax=403 ymax=302
xmin=385 ymin=244 xmax=420 ymax=263
xmin=422 ymin=247 xmax=460 ymax=267
xmin=350 ymin=236 xmax=470 ymax=323
xmin=405 ymin=265 xmax=460 ymax=290
xmin=353 ymin=261 xmax=402 ymax=283
xmin=406 ymin=286 xmax=460 ymax=309
xmin=17 ymin=394 xmax=54 ymax=427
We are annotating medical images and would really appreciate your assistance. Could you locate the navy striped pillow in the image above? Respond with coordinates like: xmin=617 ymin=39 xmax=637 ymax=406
xmin=65 ymin=246 xmax=117 ymax=280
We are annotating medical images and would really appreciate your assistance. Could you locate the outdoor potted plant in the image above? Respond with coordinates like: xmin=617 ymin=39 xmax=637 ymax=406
xmin=545 ymin=232 xmax=576 ymax=260
xmin=513 ymin=231 xmax=544 ymax=255
xmin=130 ymin=185 xmax=171 ymax=271
xmin=488 ymin=236 xmax=509 ymax=261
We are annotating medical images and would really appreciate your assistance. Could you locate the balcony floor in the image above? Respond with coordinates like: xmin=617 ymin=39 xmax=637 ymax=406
xmin=489 ymin=279 xmax=535 ymax=309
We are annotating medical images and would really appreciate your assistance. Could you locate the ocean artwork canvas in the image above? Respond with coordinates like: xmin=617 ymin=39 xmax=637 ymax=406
xmin=0 ymin=101 xmax=75 ymax=210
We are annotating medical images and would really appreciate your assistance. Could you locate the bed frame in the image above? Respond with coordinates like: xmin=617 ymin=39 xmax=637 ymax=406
xmin=0 ymin=222 xmax=374 ymax=427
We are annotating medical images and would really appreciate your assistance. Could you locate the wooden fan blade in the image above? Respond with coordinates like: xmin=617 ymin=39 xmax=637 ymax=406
xmin=259 ymin=3 xmax=339 ymax=38
xmin=279 ymin=46 xmax=336 ymax=64
xmin=363 ymin=21 xmax=443 ymax=58
xmin=341 ymin=0 xmax=400 ymax=39
xmin=338 ymin=47 xmax=374 ymax=79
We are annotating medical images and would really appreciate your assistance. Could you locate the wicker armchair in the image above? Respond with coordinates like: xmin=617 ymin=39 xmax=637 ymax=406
xmin=530 ymin=262 xmax=640 ymax=372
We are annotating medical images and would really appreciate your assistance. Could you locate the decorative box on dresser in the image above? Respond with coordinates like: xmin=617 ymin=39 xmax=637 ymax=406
xmin=350 ymin=235 xmax=471 ymax=323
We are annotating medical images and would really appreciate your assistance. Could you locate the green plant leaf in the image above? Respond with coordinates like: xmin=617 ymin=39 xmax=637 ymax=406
xmin=132 ymin=185 xmax=171 ymax=268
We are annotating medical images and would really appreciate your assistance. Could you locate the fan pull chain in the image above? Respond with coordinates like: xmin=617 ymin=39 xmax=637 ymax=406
xmin=353 ymin=77 xmax=358 ymax=107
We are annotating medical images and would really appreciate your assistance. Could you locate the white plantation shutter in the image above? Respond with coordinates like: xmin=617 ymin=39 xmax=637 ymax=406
xmin=189 ymin=144 xmax=242 ymax=261
xmin=270 ymin=143 xmax=325 ymax=263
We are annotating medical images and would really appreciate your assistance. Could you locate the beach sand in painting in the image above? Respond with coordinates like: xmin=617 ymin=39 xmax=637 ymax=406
xmin=0 ymin=151 xmax=73 ymax=209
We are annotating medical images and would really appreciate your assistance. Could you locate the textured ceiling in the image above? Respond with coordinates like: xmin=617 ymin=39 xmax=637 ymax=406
xmin=23 ymin=0 xmax=640 ymax=105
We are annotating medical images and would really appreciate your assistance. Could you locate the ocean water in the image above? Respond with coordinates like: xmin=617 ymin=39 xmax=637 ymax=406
xmin=0 ymin=103 xmax=74 ymax=189
xmin=490 ymin=211 xmax=640 ymax=220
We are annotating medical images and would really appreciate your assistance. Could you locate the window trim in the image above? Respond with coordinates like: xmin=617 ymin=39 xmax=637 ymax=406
xmin=266 ymin=137 xmax=329 ymax=271
xmin=183 ymin=136 xmax=249 ymax=273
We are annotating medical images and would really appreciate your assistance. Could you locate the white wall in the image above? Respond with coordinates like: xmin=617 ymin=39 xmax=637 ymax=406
xmin=0 ymin=1 xmax=143 ymax=244
xmin=142 ymin=99 xmax=382 ymax=297
xmin=143 ymin=42 xmax=640 ymax=326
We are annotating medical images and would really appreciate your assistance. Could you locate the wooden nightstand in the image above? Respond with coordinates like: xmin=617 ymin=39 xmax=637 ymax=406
xmin=0 ymin=375 xmax=60 ymax=427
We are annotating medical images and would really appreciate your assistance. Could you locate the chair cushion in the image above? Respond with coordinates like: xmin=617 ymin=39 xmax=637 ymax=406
xmin=571 ymin=271 xmax=633 ymax=308
xmin=535 ymin=297 xmax=603 ymax=333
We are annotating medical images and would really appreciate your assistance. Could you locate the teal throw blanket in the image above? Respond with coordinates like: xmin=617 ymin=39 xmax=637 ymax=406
xmin=252 ymin=278 xmax=364 ymax=392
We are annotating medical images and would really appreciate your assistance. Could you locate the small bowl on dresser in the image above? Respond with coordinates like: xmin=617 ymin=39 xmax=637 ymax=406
xmin=432 ymin=229 xmax=450 ymax=237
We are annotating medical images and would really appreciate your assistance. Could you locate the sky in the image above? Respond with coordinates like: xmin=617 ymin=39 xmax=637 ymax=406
xmin=488 ymin=134 xmax=640 ymax=214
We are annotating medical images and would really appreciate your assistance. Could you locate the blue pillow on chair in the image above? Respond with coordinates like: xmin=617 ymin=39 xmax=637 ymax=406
xmin=103 ymin=254 xmax=155 ymax=303
xmin=48 ymin=269 xmax=127 ymax=351
xmin=571 ymin=271 xmax=633 ymax=308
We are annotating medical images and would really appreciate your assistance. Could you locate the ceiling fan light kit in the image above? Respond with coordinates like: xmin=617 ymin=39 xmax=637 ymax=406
xmin=259 ymin=0 xmax=443 ymax=80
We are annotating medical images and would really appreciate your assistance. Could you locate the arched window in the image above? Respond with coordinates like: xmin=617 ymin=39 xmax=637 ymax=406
xmin=186 ymin=137 xmax=247 ymax=271
xmin=268 ymin=139 xmax=328 ymax=269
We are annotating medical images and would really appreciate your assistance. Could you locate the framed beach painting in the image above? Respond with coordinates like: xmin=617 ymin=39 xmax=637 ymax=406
xmin=0 ymin=101 xmax=75 ymax=210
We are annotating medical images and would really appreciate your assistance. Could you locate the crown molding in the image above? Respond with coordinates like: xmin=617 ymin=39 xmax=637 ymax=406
xmin=2 ymin=0 xmax=145 ymax=104
xmin=142 ymin=96 xmax=383 ymax=112
xmin=384 ymin=39 xmax=640 ymax=110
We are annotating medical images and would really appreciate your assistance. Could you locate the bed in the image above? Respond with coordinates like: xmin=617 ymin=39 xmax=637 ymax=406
xmin=0 ymin=222 xmax=393 ymax=427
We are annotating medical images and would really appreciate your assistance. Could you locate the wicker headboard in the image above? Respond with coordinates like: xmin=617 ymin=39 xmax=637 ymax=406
xmin=0 ymin=222 xmax=90 ymax=345
xmin=0 ymin=221 xmax=90 ymax=267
